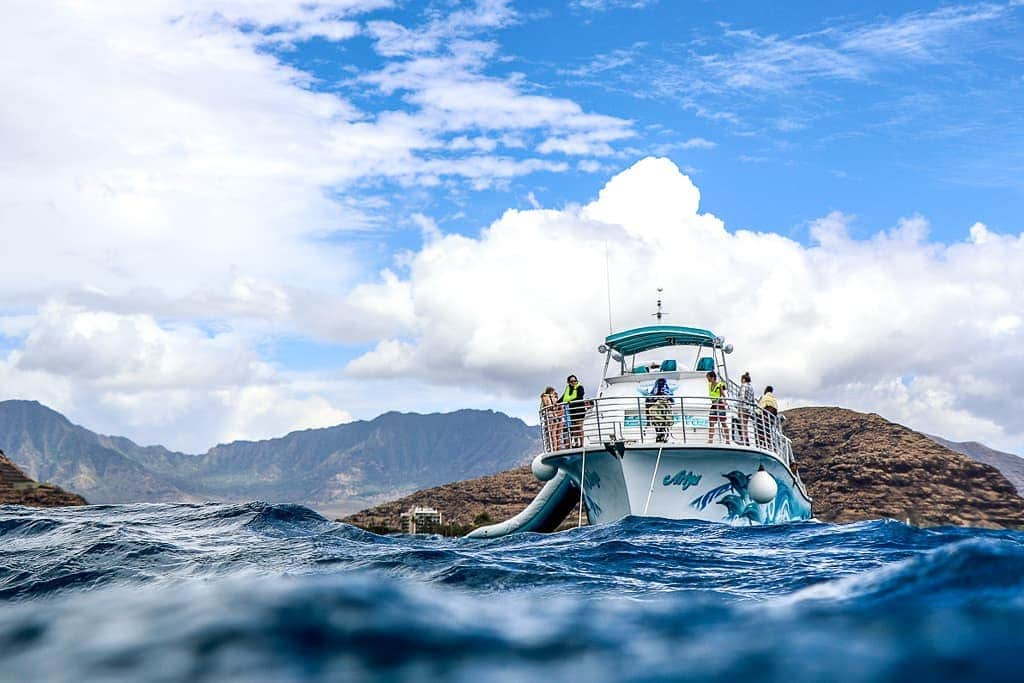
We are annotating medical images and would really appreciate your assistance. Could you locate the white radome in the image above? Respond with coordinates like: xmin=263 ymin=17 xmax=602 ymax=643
xmin=748 ymin=469 xmax=778 ymax=504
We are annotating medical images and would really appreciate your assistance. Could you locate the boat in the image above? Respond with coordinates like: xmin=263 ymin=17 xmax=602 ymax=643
xmin=469 ymin=320 xmax=812 ymax=538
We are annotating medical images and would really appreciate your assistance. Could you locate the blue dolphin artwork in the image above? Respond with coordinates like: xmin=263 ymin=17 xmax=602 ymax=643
xmin=692 ymin=468 xmax=807 ymax=524
xmin=723 ymin=470 xmax=750 ymax=492
xmin=717 ymin=494 xmax=747 ymax=517
xmin=691 ymin=470 xmax=750 ymax=511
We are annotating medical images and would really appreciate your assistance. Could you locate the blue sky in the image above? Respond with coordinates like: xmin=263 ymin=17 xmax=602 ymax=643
xmin=268 ymin=0 xmax=1024 ymax=251
xmin=1 ymin=0 xmax=1022 ymax=453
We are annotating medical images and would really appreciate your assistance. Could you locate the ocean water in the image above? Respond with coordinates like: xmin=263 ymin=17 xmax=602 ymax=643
xmin=0 ymin=503 xmax=1022 ymax=682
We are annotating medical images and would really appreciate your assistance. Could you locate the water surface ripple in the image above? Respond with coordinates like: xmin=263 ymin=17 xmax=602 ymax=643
xmin=1 ymin=502 xmax=1022 ymax=682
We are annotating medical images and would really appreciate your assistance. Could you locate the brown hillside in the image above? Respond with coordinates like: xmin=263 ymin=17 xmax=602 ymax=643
xmin=784 ymin=407 xmax=1024 ymax=528
xmin=341 ymin=465 xmax=581 ymax=533
xmin=0 ymin=449 xmax=87 ymax=507
xmin=343 ymin=407 xmax=1024 ymax=533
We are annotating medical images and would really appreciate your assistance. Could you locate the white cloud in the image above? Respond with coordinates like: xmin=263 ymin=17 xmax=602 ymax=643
xmin=4 ymin=156 xmax=1023 ymax=453
xmin=537 ymin=128 xmax=636 ymax=156
xmin=839 ymin=4 xmax=1006 ymax=59
xmin=0 ymin=299 xmax=535 ymax=452
xmin=363 ymin=45 xmax=632 ymax=140
xmin=343 ymin=157 xmax=1024 ymax=451
xmin=698 ymin=4 xmax=1013 ymax=94
xmin=0 ymin=304 xmax=352 ymax=451
xmin=366 ymin=0 xmax=515 ymax=56
xmin=679 ymin=137 xmax=717 ymax=149
xmin=572 ymin=0 xmax=656 ymax=11
xmin=0 ymin=0 xmax=634 ymax=332
xmin=569 ymin=1 xmax=1019 ymax=130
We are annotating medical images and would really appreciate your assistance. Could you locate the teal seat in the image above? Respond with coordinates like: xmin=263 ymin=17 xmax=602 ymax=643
xmin=633 ymin=366 xmax=649 ymax=373
xmin=696 ymin=357 xmax=715 ymax=372
xmin=660 ymin=359 xmax=677 ymax=372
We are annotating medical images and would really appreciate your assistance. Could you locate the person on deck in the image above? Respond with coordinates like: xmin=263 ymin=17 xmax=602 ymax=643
xmin=561 ymin=375 xmax=585 ymax=448
xmin=647 ymin=377 xmax=674 ymax=443
xmin=739 ymin=372 xmax=756 ymax=446
xmin=540 ymin=386 xmax=563 ymax=451
xmin=758 ymin=385 xmax=779 ymax=450
xmin=706 ymin=371 xmax=729 ymax=444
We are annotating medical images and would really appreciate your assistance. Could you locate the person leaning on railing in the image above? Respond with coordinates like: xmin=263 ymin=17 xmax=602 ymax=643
xmin=561 ymin=374 xmax=585 ymax=448
xmin=540 ymin=386 xmax=564 ymax=451
xmin=706 ymin=371 xmax=729 ymax=444
xmin=739 ymin=372 xmax=756 ymax=446
xmin=646 ymin=377 xmax=673 ymax=443
xmin=758 ymin=385 xmax=778 ymax=450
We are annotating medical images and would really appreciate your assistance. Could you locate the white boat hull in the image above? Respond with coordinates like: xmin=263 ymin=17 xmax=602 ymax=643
xmin=542 ymin=445 xmax=812 ymax=526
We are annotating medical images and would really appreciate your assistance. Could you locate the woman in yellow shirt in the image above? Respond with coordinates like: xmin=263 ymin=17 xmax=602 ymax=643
xmin=706 ymin=371 xmax=729 ymax=444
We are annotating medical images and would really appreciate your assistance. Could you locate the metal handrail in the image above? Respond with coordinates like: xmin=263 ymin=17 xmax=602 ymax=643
xmin=540 ymin=395 xmax=790 ymax=463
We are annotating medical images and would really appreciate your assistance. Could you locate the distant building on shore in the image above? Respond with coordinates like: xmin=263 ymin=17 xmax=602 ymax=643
xmin=400 ymin=506 xmax=443 ymax=534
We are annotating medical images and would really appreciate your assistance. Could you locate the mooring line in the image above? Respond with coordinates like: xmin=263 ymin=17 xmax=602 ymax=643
xmin=643 ymin=447 xmax=664 ymax=516
xmin=577 ymin=448 xmax=587 ymax=528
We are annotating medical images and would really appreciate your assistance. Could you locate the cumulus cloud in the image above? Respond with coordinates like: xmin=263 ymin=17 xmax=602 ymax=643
xmin=3 ymin=157 xmax=1022 ymax=453
xmin=345 ymin=157 xmax=1024 ymax=451
xmin=0 ymin=304 xmax=352 ymax=451
xmin=0 ymin=0 xmax=636 ymax=360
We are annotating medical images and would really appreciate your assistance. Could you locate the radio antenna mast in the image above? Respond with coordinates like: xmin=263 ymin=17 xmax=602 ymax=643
xmin=605 ymin=241 xmax=613 ymax=333
xmin=652 ymin=288 xmax=668 ymax=322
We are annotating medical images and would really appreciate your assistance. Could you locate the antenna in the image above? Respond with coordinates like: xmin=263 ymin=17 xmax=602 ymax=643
xmin=652 ymin=288 xmax=668 ymax=322
xmin=605 ymin=241 xmax=613 ymax=333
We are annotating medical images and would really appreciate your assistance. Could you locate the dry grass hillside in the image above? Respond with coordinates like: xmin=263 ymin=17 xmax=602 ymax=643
xmin=0 ymin=449 xmax=87 ymax=507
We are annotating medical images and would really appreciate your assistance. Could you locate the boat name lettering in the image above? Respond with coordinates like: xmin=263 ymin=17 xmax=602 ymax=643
xmin=662 ymin=469 xmax=702 ymax=490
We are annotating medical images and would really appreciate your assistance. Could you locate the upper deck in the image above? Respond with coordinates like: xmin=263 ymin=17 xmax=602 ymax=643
xmin=552 ymin=322 xmax=796 ymax=465
xmin=599 ymin=324 xmax=735 ymax=396
xmin=603 ymin=325 xmax=721 ymax=356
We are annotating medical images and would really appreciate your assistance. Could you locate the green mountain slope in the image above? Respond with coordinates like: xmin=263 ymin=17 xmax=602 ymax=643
xmin=0 ymin=400 xmax=541 ymax=510
xmin=0 ymin=401 xmax=196 ymax=503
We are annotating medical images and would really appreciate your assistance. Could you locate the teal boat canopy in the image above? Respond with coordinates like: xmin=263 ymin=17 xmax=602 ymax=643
xmin=604 ymin=325 xmax=719 ymax=356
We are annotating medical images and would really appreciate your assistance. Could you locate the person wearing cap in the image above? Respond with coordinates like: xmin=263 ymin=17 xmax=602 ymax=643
xmin=706 ymin=371 xmax=729 ymax=444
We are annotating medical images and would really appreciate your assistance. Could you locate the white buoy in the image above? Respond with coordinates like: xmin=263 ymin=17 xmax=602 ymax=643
xmin=748 ymin=467 xmax=778 ymax=504
xmin=531 ymin=454 xmax=557 ymax=481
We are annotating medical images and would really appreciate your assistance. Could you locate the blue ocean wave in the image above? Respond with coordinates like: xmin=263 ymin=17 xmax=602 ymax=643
xmin=1 ymin=502 xmax=1023 ymax=681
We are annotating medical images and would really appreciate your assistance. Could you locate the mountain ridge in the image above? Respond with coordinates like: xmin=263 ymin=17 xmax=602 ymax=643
xmin=924 ymin=434 xmax=1024 ymax=495
xmin=0 ymin=400 xmax=539 ymax=511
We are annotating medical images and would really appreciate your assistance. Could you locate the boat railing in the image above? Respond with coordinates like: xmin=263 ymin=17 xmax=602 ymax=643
xmin=540 ymin=396 xmax=790 ymax=463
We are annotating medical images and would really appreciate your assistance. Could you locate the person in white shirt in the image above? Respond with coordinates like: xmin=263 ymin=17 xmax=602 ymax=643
xmin=739 ymin=372 xmax=756 ymax=446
